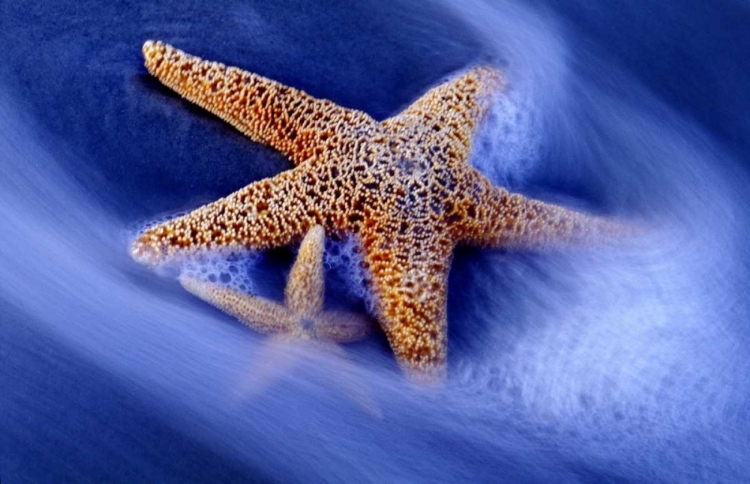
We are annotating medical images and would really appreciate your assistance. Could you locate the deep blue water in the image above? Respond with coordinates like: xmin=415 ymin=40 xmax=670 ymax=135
xmin=1 ymin=0 xmax=749 ymax=482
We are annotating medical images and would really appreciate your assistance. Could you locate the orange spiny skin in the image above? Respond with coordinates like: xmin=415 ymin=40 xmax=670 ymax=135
xmin=132 ymin=41 xmax=630 ymax=382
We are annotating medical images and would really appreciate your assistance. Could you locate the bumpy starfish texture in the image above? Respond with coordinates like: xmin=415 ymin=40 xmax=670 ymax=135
xmin=133 ymin=41 xmax=632 ymax=381
xmin=179 ymin=226 xmax=372 ymax=342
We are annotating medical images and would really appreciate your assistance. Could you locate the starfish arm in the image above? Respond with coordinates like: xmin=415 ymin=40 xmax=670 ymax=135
xmin=131 ymin=170 xmax=318 ymax=265
xmin=317 ymin=343 xmax=382 ymax=417
xmin=284 ymin=226 xmax=325 ymax=317
xmin=361 ymin=226 xmax=454 ymax=382
xmin=179 ymin=276 xmax=297 ymax=334
xmin=236 ymin=335 xmax=302 ymax=397
xmin=381 ymin=66 xmax=503 ymax=159
xmin=311 ymin=311 xmax=373 ymax=343
xmin=142 ymin=41 xmax=376 ymax=166
xmin=458 ymin=174 xmax=636 ymax=249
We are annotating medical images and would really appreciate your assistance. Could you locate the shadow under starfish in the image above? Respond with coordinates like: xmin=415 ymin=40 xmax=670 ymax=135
xmin=180 ymin=226 xmax=381 ymax=416
xmin=131 ymin=41 xmax=638 ymax=383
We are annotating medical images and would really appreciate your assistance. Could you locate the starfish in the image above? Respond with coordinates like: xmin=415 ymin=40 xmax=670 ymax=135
xmin=132 ymin=41 xmax=632 ymax=382
xmin=180 ymin=225 xmax=378 ymax=413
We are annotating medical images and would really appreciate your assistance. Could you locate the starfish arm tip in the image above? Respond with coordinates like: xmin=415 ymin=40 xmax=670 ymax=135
xmin=312 ymin=311 xmax=373 ymax=343
xmin=130 ymin=235 xmax=163 ymax=267
xmin=285 ymin=225 xmax=326 ymax=315
xmin=404 ymin=367 xmax=446 ymax=387
xmin=142 ymin=39 xmax=156 ymax=53
xmin=142 ymin=39 xmax=168 ymax=74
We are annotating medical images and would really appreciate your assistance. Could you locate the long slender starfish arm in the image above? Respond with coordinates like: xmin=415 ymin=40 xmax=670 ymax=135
xmin=381 ymin=66 xmax=504 ymax=159
xmin=239 ymin=338 xmax=381 ymax=417
xmin=236 ymin=335 xmax=301 ymax=396
xmin=142 ymin=41 xmax=376 ymax=166
xmin=179 ymin=276 xmax=297 ymax=334
xmin=317 ymin=342 xmax=382 ymax=417
xmin=361 ymin=227 xmax=454 ymax=382
xmin=284 ymin=225 xmax=325 ymax=316
xmin=131 ymin=170 xmax=317 ymax=265
xmin=459 ymin=175 xmax=635 ymax=249
xmin=311 ymin=311 xmax=373 ymax=343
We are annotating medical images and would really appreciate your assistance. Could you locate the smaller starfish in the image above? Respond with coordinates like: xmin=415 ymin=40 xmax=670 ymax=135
xmin=180 ymin=225 xmax=371 ymax=342
xmin=180 ymin=225 xmax=379 ymax=412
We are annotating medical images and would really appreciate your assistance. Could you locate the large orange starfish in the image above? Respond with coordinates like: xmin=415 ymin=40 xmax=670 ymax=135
xmin=132 ymin=41 xmax=629 ymax=381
